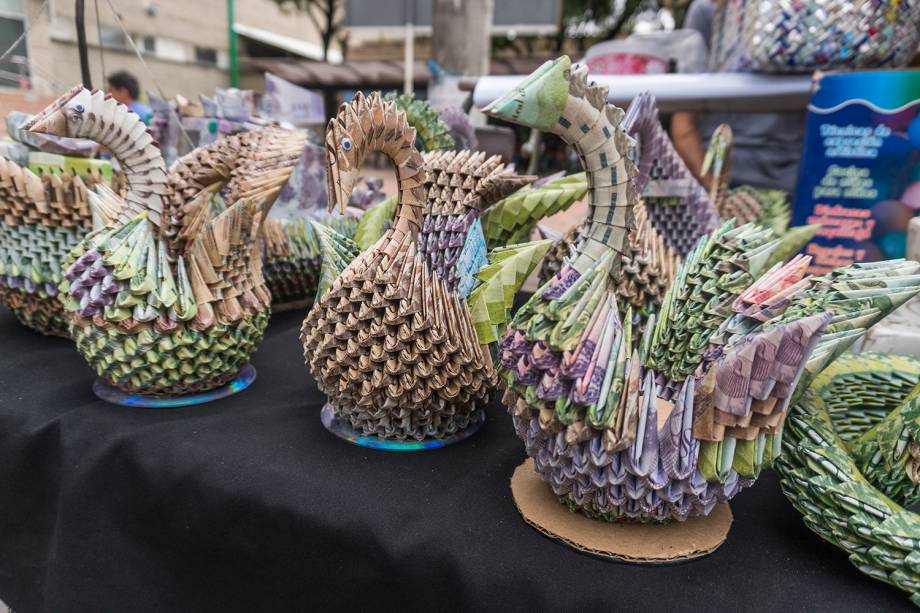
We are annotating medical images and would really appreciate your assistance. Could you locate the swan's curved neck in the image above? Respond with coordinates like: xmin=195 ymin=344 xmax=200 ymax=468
xmin=353 ymin=119 xmax=426 ymax=243
xmin=552 ymin=91 xmax=638 ymax=275
xmin=78 ymin=91 xmax=169 ymax=231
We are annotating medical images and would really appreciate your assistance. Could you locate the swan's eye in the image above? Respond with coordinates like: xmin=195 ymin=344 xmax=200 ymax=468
xmin=341 ymin=137 xmax=353 ymax=151
xmin=73 ymin=104 xmax=84 ymax=113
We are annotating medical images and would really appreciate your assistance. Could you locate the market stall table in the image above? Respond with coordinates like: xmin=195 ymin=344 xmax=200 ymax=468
xmin=0 ymin=308 xmax=912 ymax=612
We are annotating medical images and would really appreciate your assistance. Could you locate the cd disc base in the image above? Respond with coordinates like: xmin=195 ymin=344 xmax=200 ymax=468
xmin=92 ymin=364 xmax=257 ymax=408
xmin=320 ymin=403 xmax=484 ymax=451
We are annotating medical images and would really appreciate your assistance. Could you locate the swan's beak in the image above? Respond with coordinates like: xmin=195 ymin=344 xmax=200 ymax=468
xmin=21 ymin=83 xmax=85 ymax=135
xmin=22 ymin=108 xmax=66 ymax=135
xmin=326 ymin=148 xmax=356 ymax=215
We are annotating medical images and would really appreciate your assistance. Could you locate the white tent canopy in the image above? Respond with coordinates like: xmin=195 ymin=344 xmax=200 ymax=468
xmin=472 ymin=72 xmax=814 ymax=113
xmin=233 ymin=23 xmax=344 ymax=64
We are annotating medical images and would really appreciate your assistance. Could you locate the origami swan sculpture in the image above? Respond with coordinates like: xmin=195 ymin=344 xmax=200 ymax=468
xmin=302 ymin=92 xmax=547 ymax=442
xmin=777 ymin=352 xmax=920 ymax=604
xmin=485 ymin=56 xmax=920 ymax=522
xmin=24 ymin=86 xmax=304 ymax=396
xmin=0 ymin=158 xmax=98 ymax=336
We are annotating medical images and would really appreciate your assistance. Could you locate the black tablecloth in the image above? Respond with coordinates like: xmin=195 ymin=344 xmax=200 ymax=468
xmin=0 ymin=308 xmax=912 ymax=612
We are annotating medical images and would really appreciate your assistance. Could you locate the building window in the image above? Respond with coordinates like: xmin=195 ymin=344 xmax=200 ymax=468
xmin=0 ymin=0 xmax=28 ymax=88
xmin=140 ymin=35 xmax=156 ymax=54
xmin=99 ymin=25 xmax=129 ymax=50
xmin=194 ymin=46 xmax=218 ymax=66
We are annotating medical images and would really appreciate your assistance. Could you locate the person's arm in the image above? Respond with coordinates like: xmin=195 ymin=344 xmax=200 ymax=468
xmin=670 ymin=111 xmax=711 ymax=190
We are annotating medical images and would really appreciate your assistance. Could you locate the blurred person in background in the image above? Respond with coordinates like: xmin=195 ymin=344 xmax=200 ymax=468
xmin=107 ymin=70 xmax=153 ymax=124
xmin=670 ymin=0 xmax=807 ymax=195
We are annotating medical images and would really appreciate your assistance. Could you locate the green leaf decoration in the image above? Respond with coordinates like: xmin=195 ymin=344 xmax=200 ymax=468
xmin=312 ymin=221 xmax=361 ymax=300
xmin=352 ymin=195 xmax=397 ymax=250
xmin=467 ymin=239 xmax=552 ymax=345
xmin=481 ymin=173 xmax=587 ymax=248
xmin=764 ymin=223 xmax=821 ymax=270
xmin=385 ymin=92 xmax=456 ymax=152
xmin=752 ymin=187 xmax=792 ymax=234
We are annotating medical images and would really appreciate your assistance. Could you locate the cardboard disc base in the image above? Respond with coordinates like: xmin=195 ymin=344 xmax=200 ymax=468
xmin=511 ymin=458 xmax=733 ymax=564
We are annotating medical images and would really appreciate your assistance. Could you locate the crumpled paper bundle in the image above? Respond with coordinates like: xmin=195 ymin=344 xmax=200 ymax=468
xmin=484 ymin=55 xmax=920 ymax=523
xmin=776 ymin=352 xmax=920 ymax=606
xmin=711 ymin=0 xmax=920 ymax=73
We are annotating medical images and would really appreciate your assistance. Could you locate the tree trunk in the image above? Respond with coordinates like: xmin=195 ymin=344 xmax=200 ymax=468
xmin=431 ymin=0 xmax=493 ymax=77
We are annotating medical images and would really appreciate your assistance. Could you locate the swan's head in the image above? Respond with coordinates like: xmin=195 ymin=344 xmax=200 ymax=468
xmin=22 ymin=85 xmax=92 ymax=137
xmin=325 ymin=91 xmax=375 ymax=215
xmin=482 ymin=56 xmax=571 ymax=132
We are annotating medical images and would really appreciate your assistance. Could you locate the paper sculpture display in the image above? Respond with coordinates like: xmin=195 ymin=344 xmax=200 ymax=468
xmin=533 ymin=91 xmax=723 ymax=292
xmin=353 ymin=157 xmax=583 ymax=259
xmin=776 ymin=352 xmax=920 ymax=605
xmin=302 ymin=91 xmax=548 ymax=444
xmin=24 ymin=86 xmax=304 ymax=397
xmin=265 ymin=95 xmax=459 ymax=311
xmin=701 ymin=124 xmax=819 ymax=268
xmin=0 ymin=159 xmax=96 ymax=336
xmin=484 ymin=56 xmax=920 ymax=523
xmin=261 ymin=215 xmax=359 ymax=309
xmin=711 ymin=0 xmax=920 ymax=73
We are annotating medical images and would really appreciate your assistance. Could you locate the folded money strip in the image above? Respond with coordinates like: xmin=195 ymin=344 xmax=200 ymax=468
xmin=711 ymin=0 xmax=920 ymax=72
xmin=776 ymin=352 xmax=920 ymax=605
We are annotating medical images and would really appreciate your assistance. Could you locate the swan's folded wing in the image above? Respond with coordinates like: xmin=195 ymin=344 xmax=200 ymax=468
xmin=311 ymin=220 xmax=361 ymax=300
xmin=693 ymin=313 xmax=832 ymax=480
xmin=467 ymin=239 xmax=552 ymax=345
xmin=480 ymin=172 xmax=587 ymax=247
xmin=353 ymin=195 xmax=397 ymax=250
